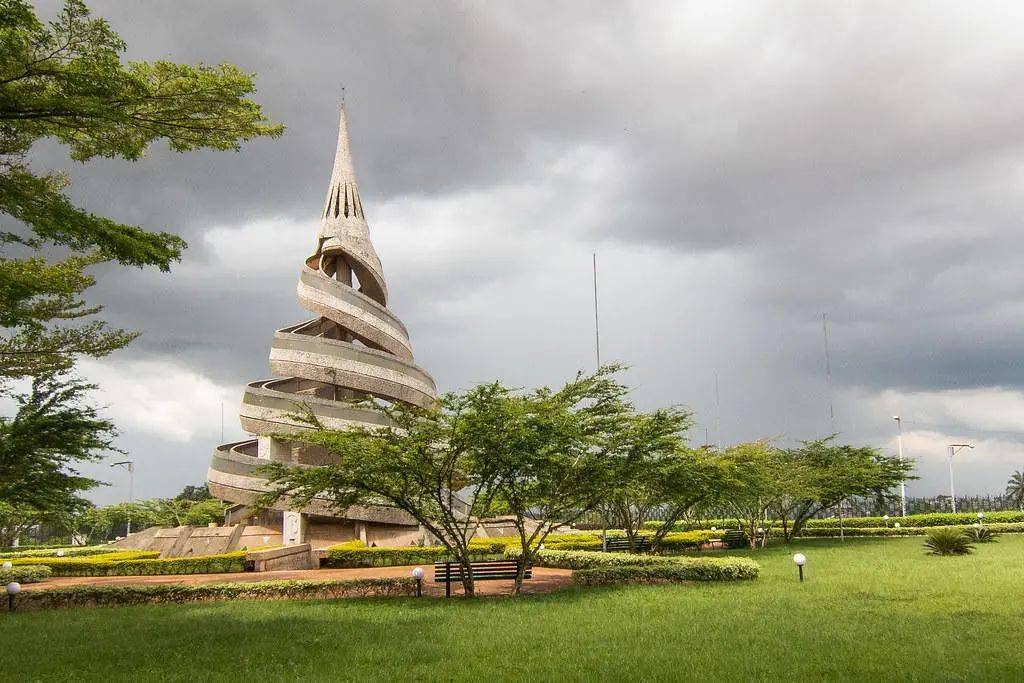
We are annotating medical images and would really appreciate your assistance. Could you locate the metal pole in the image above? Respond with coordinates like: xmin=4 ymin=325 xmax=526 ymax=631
xmin=127 ymin=462 xmax=134 ymax=537
xmin=592 ymin=253 xmax=601 ymax=370
xmin=895 ymin=416 xmax=907 ymax=517
xmin=822 ymin=313 xmax=835 ymax=434
xmin=948 ymin=445 xmax=956 ymax=514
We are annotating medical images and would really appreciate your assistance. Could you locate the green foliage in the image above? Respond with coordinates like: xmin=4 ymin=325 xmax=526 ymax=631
xmin=966 ymin=525 xmax=998 ymax=543
xmin=0 ymin=375 xmax=117 ymax=516
xmin=924 ymin=528 xmax=974 ymax=556
xmin=14 ymin=578 xmax=416 ymax=611
xmin=0 ymin=545 xmax=118 ymax=559
xmin=0 ymin=0 xmax=283 ymax=380
xmin=262 ymin=365 xmax=663 ymax=596
xmin=525 ymin=548 xmax=759 ymax=581
xmin=794 ymin=522 xmax=1024 ymax=538
xmin=1005 ymin=470 xmax=1024 ymax=509
xmin=801 ymin=511 xmax=1024 ymax=529
xmin=9 ymin=550 xmax=251 ymax=576
xmin=322 ymin=542 xmax=505 ymax=569
xmin=573 ymin=560 xmax=759 ymax=585
xmin=0 ymin=564 xmax=52 ymax=583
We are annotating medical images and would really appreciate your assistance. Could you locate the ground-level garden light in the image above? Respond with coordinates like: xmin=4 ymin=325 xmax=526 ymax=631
xmin=6 ymin=582 xmax=19 ymax=611
xmin=978 ymin=512 xmax=986 ymax=521
xmin=412 ymin=567 xmax=424 ymax=597
xmin=1 ymin=561 xmax=10 ymax=570
xmin=883 ymin=514 xmax=890 ymax=528
xmin=894 ymin=523 xmax=901 ymax=530
xmin=793 ymin=553 xmax=807 ymax=582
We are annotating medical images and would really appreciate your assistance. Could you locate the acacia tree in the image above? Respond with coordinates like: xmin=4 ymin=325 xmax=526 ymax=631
xmin=462 ymin=366 xmax=675 ymax=592
xmin=258 ymin=392 xmax=504 ymax=597
xmin=600 ymin=444 xmax=725 ymax=553
xmin=714 ymin=441 xmax=785 ymax=549
xmin=772 ymin=438 xmax=915 ymax=543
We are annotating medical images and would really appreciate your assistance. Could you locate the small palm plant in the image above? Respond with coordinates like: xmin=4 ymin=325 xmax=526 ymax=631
xmin=923 ymin=527 xmax=974 ymax=556
xmin=966 ymin=525 xmax=998 ymax=543
xmin=1006 ymin=470 xmax=1024 ymax=510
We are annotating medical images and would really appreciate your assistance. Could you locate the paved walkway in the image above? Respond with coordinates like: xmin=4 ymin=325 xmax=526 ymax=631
xmin=24 ymin=565 xmax=574 ymax=598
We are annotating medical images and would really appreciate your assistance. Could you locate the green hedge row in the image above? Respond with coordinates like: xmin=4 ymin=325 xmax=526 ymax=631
xmin=573 ymin=561 xmax=758 ymax=585
xmin=11 ymin=551 xmax=247 ymax=577
xmin=796 ymin=522 xmax=1024 ymax=538
xmin=322 ymin=545 xmax=504 ymax=568
xmin=0 ymin=546 xmax=120 ymax=560
xmin=0 ymin=565 xmax=52 ymax=584
xmin=10 ymin=578 xmax=418 ymax=611
xmin=645 ymin=510 xmax=1024 ymax=532
xmin=521 ymin=548 xmax=759 ymax=580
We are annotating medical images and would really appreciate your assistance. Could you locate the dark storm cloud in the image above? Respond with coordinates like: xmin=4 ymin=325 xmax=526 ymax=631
xmin=26 ymin=0 xmax=1024 ymax=500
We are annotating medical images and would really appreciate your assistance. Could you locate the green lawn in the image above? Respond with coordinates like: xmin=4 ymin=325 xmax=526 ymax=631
xmin=3 ymin=535 xmax=1023 ymax=681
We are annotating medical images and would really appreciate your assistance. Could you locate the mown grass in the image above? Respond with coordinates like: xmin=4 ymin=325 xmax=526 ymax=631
xmin=2 ymin=535 xmax=1022 ymax=681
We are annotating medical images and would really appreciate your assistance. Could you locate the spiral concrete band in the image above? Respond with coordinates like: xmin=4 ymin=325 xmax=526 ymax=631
xmin=207 ymin=105 xmax=437 ymax=547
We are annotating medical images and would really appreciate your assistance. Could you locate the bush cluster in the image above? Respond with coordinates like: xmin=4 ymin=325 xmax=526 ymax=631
xmin=0 ymin=564 xmax=52 ymax=584
xmin=12 ymin=578 xmax=418 ymax=611
xmin=796 ymin=522 xmax=1024 ymax=538
xmin=0 ymin=546 xmax=121 ymax=560
xmin=924 ymin=528 xmax=974 ymax=556
xmin=10 ymin=551 xmax=248 ymax=577
xmin=573 ymin=560 xmax=758 ymax=585
xmin=322 ymin=539 xmax=507 ymax=569
xmin=520 ymin=548 xmax=759 ymax=581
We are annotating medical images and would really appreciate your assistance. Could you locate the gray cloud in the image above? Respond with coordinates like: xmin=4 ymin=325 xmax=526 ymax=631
xmin=24 ymin=0 xmax=1024 ymax=502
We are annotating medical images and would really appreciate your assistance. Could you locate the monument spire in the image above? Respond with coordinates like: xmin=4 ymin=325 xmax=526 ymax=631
xmin=314 ymin=102 xmax=387 ymax=305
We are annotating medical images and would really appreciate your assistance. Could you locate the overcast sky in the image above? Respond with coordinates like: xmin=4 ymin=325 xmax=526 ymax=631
xmin=26 ymin=1 xmax=1024 ymax=504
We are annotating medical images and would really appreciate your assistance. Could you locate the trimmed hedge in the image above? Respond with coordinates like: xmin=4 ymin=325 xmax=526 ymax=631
xmin=0 ymin=565 xmax=52 ymax=584
xmin=0 ymin=546 xmax=121 ymax=560
xmin=10 ymin=578 xmax=417 ymax=611
xmin=797 ymin=522 xmax=1024 ymax=538
xmin=323 ymin=541 xmax=507 ymax=569
xmin=521 ymin=548 xmax=759 ymax=580
xmin=574 ymin=560 xmax=759 ymax=585
xmin=646 ymin=510 xmax=1024 ymax=533
xmin=12 ymin=551 xmax=248 ymax=577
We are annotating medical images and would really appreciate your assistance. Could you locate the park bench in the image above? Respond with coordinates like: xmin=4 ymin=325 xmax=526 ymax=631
xmin=723 ymin=530 xmax=747 ymax=549
xmin=603 ymin=536 xmax=652 ymax=553
xmin=433 ymin=558 xmax=531 ymax=597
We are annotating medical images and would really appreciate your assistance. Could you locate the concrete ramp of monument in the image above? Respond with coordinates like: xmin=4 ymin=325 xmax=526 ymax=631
xmin=207 ymin=104 xmax=436 ymax=543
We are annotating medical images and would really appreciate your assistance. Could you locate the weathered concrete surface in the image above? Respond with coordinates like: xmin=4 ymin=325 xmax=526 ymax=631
xmin=207 ymin=104 xmax=434 ymax=546
xmin=247 ymin=543 xmax=316 ymax=572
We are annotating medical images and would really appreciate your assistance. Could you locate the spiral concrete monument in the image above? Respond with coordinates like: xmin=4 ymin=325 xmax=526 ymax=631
xmin=207 ymin=104 xmax=437 ymax=547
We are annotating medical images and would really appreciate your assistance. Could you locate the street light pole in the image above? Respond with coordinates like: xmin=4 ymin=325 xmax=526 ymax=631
xmin=111 ymin=461 xmax=135 ymax=536
xmin=946 ymin=444 xmax=973 ymax=514
xmin=893 ymin=416 xmax=907 ymax=517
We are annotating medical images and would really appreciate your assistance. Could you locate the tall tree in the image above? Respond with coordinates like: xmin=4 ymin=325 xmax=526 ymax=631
xmin=714 ymin=441 xmax=784 ymax=549
xmin=0 ymin=0 xmax=283 ymax=379
xmin=1006 ymin=470 xmax=1024 ymax=510
xmin=258 ymin=393 xmax=503 ymax=597
xmin=0 ymin=372 xmax=115 ymax=514
xmin=772 ymin=438 xmax=914 ymax=542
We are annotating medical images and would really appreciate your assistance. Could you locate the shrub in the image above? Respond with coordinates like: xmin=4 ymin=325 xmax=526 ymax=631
xmin=573 ymin=560 xmax=758 ymax=585
xmin=966 ymin=526 xmax=998 ymax=543
xmin=322 ymin=544 xmax=504 ymax=569
xmin=11 ymin=551 xmax=248 ymax=576
xmin=924 ymin=528 xmax=974 ymax=556
xmin=523 ymin=548 xmax=758 ymax=580
xmin=0 ymin=546 xmax=121 ymax=560
xmin=13 ymin=578 xmax=417 ymax=611
xmin=0 ymin=564 xmax=52 ymax=584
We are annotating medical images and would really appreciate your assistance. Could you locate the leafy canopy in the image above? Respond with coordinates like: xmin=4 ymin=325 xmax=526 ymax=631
xmin=0 ymin=0 xmax=283 ymax=379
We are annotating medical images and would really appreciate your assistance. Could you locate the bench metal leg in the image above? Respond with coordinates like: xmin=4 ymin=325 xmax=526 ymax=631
xmin=445 ymin=562 xmax=451 ymax=598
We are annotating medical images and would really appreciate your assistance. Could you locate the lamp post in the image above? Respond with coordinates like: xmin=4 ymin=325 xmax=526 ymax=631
xmin=412 ymin=567 xmax=424 ymax=597
xmin=893 ymin=416 xmax=907 ymax=517
xmin=110 ymin=460 xmax=135 ymax=536
xmin=6 ymin=582 xmax=20 ymax=611
xmin=793 ymin=553 xmax=807 ymax=582
xmin=883 ymin=514 xmax=890 ymax=528
xmin=946 ymin=444 xmax=974 ymax=513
